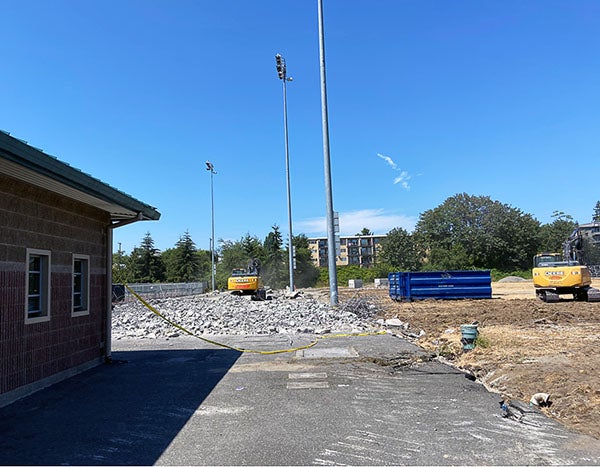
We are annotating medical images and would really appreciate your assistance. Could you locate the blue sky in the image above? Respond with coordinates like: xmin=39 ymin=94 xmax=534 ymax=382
xmin=2 ymin=1 xmax=599 ymax=254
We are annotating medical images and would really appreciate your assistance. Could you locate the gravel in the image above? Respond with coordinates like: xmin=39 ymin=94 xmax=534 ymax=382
xmin=112 ymin=290 xmax=382 ymax=339
xmin=497 ymin=276 xmax=528 ymax=283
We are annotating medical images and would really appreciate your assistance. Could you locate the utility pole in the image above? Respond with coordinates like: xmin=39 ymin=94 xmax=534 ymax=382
xmin=317 ymin=0 xmax=339 ymax=305
xmin=275 ymin=53 xmax=295 ymax=292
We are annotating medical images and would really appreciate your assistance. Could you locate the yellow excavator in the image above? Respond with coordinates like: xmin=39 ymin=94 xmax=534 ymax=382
xmin=227 ymin=268 xmax=261 ymax=293
xmin=532 ymin=252 xmax=600 ymax=302
xmin=227 ymin=258 xmax=266 ymax=299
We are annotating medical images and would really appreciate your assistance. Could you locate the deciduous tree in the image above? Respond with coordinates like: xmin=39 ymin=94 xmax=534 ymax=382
xmin=415 ymin=193 xmax=540 ymax=271
xmin=379 ymin=227 xmax=422 ymax=271
xmin=291 ymin=234 xmax=319 ymax=288
xmin=538 ymin=212 xmax=577 ymax=254
xmin=216 ymin=234 xmax=263 ymax=288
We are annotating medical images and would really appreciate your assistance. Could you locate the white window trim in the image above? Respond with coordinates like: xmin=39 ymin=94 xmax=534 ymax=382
xmin=25 ymin=248 xmax=51 ymax=324
xmin=72 ymin=254 xmax=90 ymax=317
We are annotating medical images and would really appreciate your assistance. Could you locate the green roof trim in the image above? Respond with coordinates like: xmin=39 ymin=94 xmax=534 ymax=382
xmin=0 ymin=130 xmax=160 ymax=222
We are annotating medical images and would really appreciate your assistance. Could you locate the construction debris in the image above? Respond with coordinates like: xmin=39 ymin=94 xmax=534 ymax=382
xmin=112 ymin=291 xmax=381 ymax=339
xmin=530 ymin=392 xmax=551 ymax=407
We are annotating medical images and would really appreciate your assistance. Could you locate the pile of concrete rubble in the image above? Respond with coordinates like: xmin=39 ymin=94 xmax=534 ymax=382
xmin=111 ymin=290 xmax=383 ymax=339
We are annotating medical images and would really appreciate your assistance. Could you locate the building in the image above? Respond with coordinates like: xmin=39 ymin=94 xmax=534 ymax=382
xmin=0 ymin=131 xmax=160 ymax=406
xmin=567 ymin=222 xmax=600 ymax=277
xmin=574 ymin=222 xmax=600 ymax=246
xmin=308 ymin=234 xmax=386 ymax=268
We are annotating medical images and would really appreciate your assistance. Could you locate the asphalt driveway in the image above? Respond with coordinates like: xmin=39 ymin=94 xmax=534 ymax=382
xmin=1 ymin=333 xmax=599 ymax=465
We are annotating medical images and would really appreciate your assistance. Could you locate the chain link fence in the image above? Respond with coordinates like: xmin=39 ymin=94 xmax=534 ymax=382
xmin=112 ymin=282 xmax=208 ymax=303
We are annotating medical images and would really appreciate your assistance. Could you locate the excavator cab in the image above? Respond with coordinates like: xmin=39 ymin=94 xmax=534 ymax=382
xmin=533 ymin=253 xmax=579 ymax=268
xmin=533 ymin=253 xmax=563 ymax=268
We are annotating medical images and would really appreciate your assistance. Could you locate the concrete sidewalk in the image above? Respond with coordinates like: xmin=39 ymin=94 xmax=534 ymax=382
xmin=1 ymin=333 xmax=599 ymax=465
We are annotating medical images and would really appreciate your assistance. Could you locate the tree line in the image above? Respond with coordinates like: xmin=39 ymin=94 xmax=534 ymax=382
xmin=113 ymin=193 xmax=600 ymax=287
xmin=112 ymin=225 xmax=319 ymax=289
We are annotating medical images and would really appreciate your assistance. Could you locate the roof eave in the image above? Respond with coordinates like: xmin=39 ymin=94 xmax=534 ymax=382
xmin=0 ymin=131 xmax=160 ymax=222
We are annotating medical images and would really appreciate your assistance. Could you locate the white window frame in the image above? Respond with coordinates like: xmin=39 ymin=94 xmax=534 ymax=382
xmin=72 ymin=254 xmax=90 ymax=316
xmin=25 ymin=248 xmax=51 ymax=324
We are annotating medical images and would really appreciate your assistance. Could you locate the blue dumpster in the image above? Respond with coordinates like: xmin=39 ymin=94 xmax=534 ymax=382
xmin=388 ymin=270 xmax=492 ymax=301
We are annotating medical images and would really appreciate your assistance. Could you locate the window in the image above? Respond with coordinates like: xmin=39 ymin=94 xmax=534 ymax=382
xmin=72 ymin=254 xmax=90 ymax=316
xmin=26 ymin=249 xmax=51 ymax=323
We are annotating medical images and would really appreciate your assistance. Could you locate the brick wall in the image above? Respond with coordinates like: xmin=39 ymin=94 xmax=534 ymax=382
xmin=0 ymin=174 xmax=110 ymax=396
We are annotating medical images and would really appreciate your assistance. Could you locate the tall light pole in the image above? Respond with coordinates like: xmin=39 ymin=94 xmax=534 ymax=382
xmin=206 ymin=161 xmax=217 ymax=292
xmin=317 ymin=0 xmax=339 ymax=305
xmin=275 ymin=53 xmax=295 ymax=292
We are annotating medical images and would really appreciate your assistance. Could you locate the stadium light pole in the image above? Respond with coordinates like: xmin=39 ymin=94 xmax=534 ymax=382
xmin=206 ymin=161 xmax=217 ymax=292
xmin=317 ymin=0 xmax=339 ymax=305
xmin=275 ymin=53 xmax=295 ymax=292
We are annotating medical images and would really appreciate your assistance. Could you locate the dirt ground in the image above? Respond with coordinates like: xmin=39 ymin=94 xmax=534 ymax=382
xmin=345 ymin=279 xmax=600 ymax=440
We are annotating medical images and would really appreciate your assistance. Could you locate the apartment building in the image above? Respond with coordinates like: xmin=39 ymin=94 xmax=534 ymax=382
xmin=308 ymin=234 xmax=386 ymax=268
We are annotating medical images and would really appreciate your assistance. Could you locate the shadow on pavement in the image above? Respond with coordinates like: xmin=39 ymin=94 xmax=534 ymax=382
xmin=0 ymin=347 xmax=241 ymax=465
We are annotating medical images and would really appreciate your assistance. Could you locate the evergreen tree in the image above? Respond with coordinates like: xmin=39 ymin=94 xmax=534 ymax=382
xmin=262 ymin=225 xmax=287 ymax=288
xmin=173 ymin=231 xmax=201 ymax=282
xmin=241 ymin=233 xmax=263 ymax=260
xmin=264 ymin=226 xmax=283 ymax=257
xmin=130 ymin=232 xmax=165 ymax=282
xmin=162 ymin=231 xmax=202 ymax=282
xmin=593 ymin=201 xmax=600 ymax=223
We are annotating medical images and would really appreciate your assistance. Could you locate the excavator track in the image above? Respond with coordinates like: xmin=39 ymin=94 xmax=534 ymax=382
xmin=537 ymin=290 xmax=560 ymax=303
xmin=586 ymin=287 xmax=600 ymax=302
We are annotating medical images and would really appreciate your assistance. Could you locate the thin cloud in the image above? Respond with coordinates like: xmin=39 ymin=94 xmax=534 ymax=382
xmin=377 ymin=153 xmax=397 ymax=170
xmin=295 ymin=209 xmax=417 ymax=237
xmin=377 ymin=153 xmax=412 ymax=190
xmin=393 ymin=171 xmax=411 ymax=190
